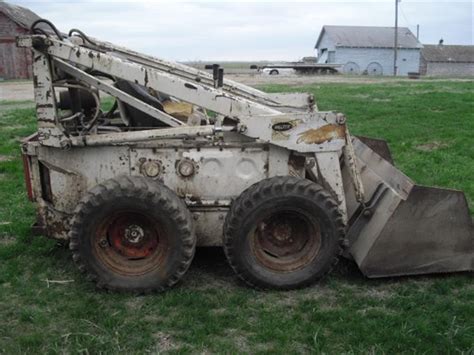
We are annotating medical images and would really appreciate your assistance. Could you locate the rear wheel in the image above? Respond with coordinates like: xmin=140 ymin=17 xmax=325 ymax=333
xmin=69 ymin=176 xmax=195 ymax=293
xmin=269 ymin=69 xmax=279 ymax=75
xmin=223 ymin=176 xmax=345 ymax=290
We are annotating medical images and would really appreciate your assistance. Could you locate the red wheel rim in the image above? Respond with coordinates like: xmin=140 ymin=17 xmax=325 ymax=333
xmin=108 ymin=212 xmax=159 ymax=259
xmin=93 ymin=209 xmax=169 ymax=276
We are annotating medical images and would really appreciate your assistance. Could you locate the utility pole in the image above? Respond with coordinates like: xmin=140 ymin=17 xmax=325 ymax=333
xmin=393 ymin=0 xmax=399 ymax=76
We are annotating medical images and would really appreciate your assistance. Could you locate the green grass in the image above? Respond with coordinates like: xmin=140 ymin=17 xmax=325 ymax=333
xmin=1 ymin=81 xmax=473 ymax=354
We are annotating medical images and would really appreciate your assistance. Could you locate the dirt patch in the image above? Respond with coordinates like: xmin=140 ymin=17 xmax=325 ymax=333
xmin=352 ymin=94 xmax=371 ymax=99
xmin=211 ymin=307 xmax=227 ymax=315
xmin=0 ymin=124 xmax=29 ymax=130
xmin=277 ymin=286 xmax=337 ymax=306
xmin=356 ymin=305 xmax=395 ymax=316
xmin=152 ymin=331 xmax=179 ymax=352
xmin=0 ymin=155 xmax=12 ymax=162
xmin=0 ymin=81 xmax=34 ymax=101
xmin=225 ymin=329 xmax=250 ymax=353
xmin=0 ymin=234 xmax=15 ymax=245
xmin=125 ymin=297 xmax=145 ymax=310
xmin=0 ymin=103 xmax=34 ymax=113
xmin=361 ymin=288 xmax=394 ymax=300
xmin=416 ymin=141 xmax=448 ymax=152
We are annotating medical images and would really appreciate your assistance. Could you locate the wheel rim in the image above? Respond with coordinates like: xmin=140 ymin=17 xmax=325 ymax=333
xmin=250 ymin=210 xmax=322 ymax=272
xmin=93 ymin=209 xmax=169 ymax=276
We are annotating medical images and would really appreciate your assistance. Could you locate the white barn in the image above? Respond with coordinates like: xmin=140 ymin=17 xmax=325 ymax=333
xmin=314 ymin=25 xmax=422 ymax=76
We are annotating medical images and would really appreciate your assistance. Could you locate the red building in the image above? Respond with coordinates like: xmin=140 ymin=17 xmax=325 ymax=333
xmin=0 ymin=1 xmax=40 ymax=80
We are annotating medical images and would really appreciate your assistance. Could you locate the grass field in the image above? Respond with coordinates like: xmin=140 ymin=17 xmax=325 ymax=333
xmin=0 ymin=80 xmax=473 ymax=354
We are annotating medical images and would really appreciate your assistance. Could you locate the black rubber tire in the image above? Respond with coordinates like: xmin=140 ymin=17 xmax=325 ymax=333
xmin=269 ymin=69 xmax=279 ymax=75
xmin=223 ymin=176 xmax=345 ymax=290
xmin=69 ymin=176 xmax=195 ymax=293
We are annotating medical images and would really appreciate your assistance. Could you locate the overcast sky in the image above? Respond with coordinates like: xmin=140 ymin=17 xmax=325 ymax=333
xmin=10 ymin=0 xmax=474 ymax=61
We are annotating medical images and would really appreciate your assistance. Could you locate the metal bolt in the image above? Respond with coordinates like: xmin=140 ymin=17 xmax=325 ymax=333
xmin=59 ymin=139 xmax=72 ymax=150
xmin=142 ymin=161 xmax=161 ymax=177
xmin=124 ymin=225 xmax=144 ymax=243
xmin=98 ymin=239 xmax=108 ymax=248
xmin=178 ymin=159 xmax=195 ymax=178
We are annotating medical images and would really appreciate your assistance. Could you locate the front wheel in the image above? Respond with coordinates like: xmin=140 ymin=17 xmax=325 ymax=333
xmin=223 ymin=177 xmax=345 ymax=290
xmin=69 ymin=176 xmax=196 ymax=293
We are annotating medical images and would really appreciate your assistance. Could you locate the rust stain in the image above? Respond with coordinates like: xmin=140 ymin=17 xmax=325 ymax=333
xmin=297 ymin=124 xmax=345 ymax=144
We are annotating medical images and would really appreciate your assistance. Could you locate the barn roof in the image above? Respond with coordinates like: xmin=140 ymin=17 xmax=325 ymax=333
xmin=421 ymin=44 xmax=474 ymax=63
xmin=0 ymin=1 xmax=40 ymax=30
xmin=315 ymin=25 xmax=422 ymax=49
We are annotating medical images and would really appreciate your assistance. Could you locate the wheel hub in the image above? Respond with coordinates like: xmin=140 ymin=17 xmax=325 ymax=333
xmin=271 ymin=223 xmax=292 ymax=242
xmin=124 ymin=224 xmax=145 ymax=244
xmin=105 ymin=212 xmax=160 ymax=259
xmin=252 ymin=210 xmax=322 ymax=271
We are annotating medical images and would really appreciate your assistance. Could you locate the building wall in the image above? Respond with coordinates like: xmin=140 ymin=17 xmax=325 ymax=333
xmin=335 ymin=47 xmax=420 ymax=76
xmin=0 ymin=13 xmax=32 ymax=80
xmin=425 ymin=62 xmax=474 ymax=77
xmin=316 ymin=31 xmax=336 ymax=63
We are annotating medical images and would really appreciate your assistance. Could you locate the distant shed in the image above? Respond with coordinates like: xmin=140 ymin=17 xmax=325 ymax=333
xmin=314 ymin=25 xmax=422 ymax=76
xmin=0 ymin=1 xmax=40 ymax=80
xmin=420 ymin=44 xmax=474 ymax=77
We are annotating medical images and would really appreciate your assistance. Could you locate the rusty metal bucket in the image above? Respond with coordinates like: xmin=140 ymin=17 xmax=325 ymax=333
xmin=343 ymin=138 xmax=473 ymax=278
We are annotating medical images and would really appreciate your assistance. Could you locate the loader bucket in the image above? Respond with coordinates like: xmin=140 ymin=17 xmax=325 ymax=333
xmin=343 ymin=138 xmax=473 ymax=278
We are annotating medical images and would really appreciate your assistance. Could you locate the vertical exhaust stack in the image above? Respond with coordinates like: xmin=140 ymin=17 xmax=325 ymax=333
xmin=343 ymin=138 xmax=473 ymax=278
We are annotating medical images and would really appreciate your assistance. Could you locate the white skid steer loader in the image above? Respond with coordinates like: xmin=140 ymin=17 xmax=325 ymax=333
xmin=17 ymin=20 xmax=473 ymax=292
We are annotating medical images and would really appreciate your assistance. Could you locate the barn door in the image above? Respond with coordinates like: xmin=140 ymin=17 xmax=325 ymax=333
xmin=327 ymin=51 xmax=336 ymax=63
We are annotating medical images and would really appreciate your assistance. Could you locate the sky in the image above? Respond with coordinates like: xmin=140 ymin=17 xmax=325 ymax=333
xmin=9 ymin=0 xmax=474 ymax=61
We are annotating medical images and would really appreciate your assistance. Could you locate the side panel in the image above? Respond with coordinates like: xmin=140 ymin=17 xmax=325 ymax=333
xmin=129 ymin=146 xmax=273 ymax=200
xmin=30 ymin=142 xmax=291 ymax=245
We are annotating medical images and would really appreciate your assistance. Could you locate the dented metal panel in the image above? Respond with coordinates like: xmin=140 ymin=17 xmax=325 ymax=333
xmin=128 ymin=145 xmax=278 ymax=201
xmin=244 ymin=111 xmax=347 ymax=153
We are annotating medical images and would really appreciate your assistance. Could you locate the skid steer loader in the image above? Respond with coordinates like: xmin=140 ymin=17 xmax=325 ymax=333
xmin=18 ymin=20 xmax=473 ymax=292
